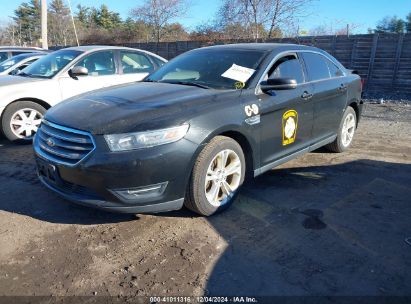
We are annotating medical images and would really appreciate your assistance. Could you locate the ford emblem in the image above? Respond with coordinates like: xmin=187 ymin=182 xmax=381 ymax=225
xmin=46 ymin=138 xmax=56 ymax=147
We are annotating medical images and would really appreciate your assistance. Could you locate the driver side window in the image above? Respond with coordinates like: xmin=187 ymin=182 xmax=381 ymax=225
xmin=267 ymin=54 xmax=304 ymax=84
xmin=74 ymin=51 xmax=116 ymax=76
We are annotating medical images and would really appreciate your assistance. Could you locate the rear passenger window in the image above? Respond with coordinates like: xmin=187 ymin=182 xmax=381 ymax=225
xmin=268 ymin=55 xmax=304 ymax=84
xmin=151 ymin=56 xmax=166 ymax=68
xmin=12 ymin=51 xmax=29 ymax=56
xmin=302 ymin=53 xmax=330 ymax=81
xmin=120 ymin=51 xmax=154 ymax=74
xmin=326 ymin=60 xmax=344 ymax=77
xmin=0 ymin=52 xmax=9 ymax=62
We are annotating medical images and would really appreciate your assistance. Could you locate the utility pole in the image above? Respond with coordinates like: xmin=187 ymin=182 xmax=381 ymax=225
xmin=41 ymin=0 xmax=48 ymax=49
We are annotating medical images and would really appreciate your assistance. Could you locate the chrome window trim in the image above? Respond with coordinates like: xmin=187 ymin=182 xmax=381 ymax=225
xmin=34 ymin=120 xmax=96 ymax=167
xmin=255 ymin=49 xmax=347 ymax=95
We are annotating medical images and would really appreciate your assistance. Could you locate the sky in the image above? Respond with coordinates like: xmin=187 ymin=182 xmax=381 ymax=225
xmin=0 ymin=0 xmax=410 ymax=34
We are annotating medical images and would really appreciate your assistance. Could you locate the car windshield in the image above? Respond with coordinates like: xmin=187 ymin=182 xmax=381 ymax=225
xmin=20 ymin=49 xmax=82 ymax=78
xmin=0 ymin=56 xmax=25 ymax=72
xmin=145 ymin=49 xmax=268 ymax=90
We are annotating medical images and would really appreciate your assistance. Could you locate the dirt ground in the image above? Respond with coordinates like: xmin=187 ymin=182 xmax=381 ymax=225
xmin=0 ymin=103 xmax=410 ymax=300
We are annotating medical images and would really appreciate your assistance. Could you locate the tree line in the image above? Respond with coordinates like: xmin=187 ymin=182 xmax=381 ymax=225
xmin=0 ymin=0 xmax=315 ymax=46
xmin=369 ymin=14 xmax=411 ymax=34
xmin=0 ymin=0 xmax=410 ymax=47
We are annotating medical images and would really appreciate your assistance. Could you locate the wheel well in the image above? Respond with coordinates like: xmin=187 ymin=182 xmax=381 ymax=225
xmin=220 ymin=130 xmax=254 ymax=178
xmin=348 ymin=102 xmax=359 ymax=126
xmin=10 ymin=98 xmax=51 ymax=110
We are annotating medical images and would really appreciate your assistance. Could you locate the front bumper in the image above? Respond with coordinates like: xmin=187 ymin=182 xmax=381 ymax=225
xmin=34 ymin=134 xmax=198 ymax=213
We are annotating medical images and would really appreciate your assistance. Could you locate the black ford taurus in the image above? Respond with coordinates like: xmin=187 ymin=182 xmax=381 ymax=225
xmin=33 ymin=43 xmax=363 ymax=216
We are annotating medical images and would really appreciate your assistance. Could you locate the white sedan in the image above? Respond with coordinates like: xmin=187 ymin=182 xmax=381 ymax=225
xmin=0 ymin=53 xmax=46 ymax=76
xmin=0 ymin=46 xmax=167 ymax=141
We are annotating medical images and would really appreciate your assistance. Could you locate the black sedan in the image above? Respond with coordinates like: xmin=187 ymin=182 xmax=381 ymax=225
xmin=33 ymin=43 xmax=363 ymax=216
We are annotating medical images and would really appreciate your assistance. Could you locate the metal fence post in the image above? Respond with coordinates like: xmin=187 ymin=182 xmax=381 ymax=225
xmin=365 ymin=33 xmax=379 ymax=92
xmin=349 ymin=37 xmax=357 ymax=69
xmin=392 ymin=33 xmax=404 ymax=89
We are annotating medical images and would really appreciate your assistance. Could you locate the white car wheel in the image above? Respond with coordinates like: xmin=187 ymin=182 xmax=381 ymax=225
xmin=1 ymin=101 xmax=46 ymax=142
xmin=10 ymin=108 xmax=43 ymax=139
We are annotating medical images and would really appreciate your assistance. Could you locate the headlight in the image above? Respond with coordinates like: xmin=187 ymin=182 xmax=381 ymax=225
xmin=104 ymin=124 xmax=189 ymax=152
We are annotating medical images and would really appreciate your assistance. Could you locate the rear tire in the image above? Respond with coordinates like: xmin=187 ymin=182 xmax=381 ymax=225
xmin=185 ymin=136 xmax=245 ymax=216
xmin=326 ymin=106 xmax=357 ymax=153
xmin=1 ymin=101 xmax=45 ymax=142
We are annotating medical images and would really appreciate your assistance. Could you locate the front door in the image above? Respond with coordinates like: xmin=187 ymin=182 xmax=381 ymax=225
xmin=58 ymin=50 xmax=119 ymax=100
xmin=258 ymin=53 xmax=314 ymax=167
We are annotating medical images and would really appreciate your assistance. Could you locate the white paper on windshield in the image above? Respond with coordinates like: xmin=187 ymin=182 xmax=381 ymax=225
xmin=221 ymin=64 xmax=256 ymax=83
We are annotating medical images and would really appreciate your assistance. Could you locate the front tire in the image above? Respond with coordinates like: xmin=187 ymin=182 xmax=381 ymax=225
xmin=185 ymin=136 xmax=245 ymax=216
xmin=326 ymin=106 xmax=357 ymax=153
xmin=1 ymin=101 xmax=46 ymax=142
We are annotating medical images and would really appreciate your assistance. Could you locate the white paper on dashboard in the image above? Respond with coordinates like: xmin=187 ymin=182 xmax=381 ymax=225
xmin=221 ymin=64 xmax=256 ymax=83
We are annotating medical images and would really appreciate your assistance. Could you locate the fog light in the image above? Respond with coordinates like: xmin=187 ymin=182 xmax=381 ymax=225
xmin=112 ymin=182 xmax=168 ymax=201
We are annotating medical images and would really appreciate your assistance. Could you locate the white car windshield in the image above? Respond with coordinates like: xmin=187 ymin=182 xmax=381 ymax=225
xmin=20 ymin=49 xmax=82 ymax=78
xmin=0 ymin=56 xmax=24 ymax=72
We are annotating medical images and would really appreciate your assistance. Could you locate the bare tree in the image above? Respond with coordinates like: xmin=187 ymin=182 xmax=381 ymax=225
xmin=0 ymin=20 xmax=19 ymax=45
xmin=217 ymin=0 xmax=314 ymax=40
xmin=308 ymin=21 xmax=362 ymax=36
xmin=131 ymin=0 xmax=188 ymax=43
xmin=266 ymin=0 xmax=314 ymax=38
xmin=217 ymin=0 xmax=271 ymax=40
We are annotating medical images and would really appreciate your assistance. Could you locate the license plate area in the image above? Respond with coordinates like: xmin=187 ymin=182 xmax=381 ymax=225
xmin=37 ymin=159 xmax=60 ymax=184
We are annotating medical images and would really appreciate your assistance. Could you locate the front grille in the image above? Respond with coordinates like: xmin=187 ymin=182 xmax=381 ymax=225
xmin=35 ymin=120 xmax=95 ymax=166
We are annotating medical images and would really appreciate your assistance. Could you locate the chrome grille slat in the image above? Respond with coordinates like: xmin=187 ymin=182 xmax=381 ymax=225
xmin=41 ymin=124 xmax=92 ymax=144
xmin=35 ymin=120 xmax=95 ymax=166
xmin=39 ymin=142 xmax=86 ymax=160
xmin=38 ymin=131 xmax=93 ymax=151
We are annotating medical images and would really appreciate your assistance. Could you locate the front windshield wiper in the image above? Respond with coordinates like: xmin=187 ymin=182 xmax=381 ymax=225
xmin=142 ymin=79 xmax=159 ymax=83
xmin=160 ymin=80 xmax=212 ymax=89
xmin=16 ymin=72 xmax=33 ymax=77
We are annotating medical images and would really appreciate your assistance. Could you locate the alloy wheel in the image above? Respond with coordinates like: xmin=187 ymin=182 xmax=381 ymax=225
xmin=341 ymin=112 xmax=356 ymax=147
xmin=204 ymin=149 xmax=242 ymax=207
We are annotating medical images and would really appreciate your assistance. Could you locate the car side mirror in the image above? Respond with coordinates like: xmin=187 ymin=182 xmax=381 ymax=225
xmin=260 ymin=78 xmax=297 ymax=93
xmin=69 ymin=66 xmax=88 ymax=78
xmin=9 ymin=69 xmax=19 ymax=75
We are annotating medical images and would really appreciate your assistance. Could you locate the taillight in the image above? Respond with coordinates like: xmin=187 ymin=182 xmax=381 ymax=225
xmin=360 ymin=79 xmax=365 ymax=91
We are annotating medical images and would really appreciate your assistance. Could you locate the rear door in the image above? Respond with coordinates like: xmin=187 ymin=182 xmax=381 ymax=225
xmin=113 ymin=50 xmax=156 ymax=85
xmin=258 ymin=53 xmax=314 ymax=166
xmin=301 ymin=52 xmax=348 ymax=142
xmin=58 ymin=50 xmax=119 ymax=100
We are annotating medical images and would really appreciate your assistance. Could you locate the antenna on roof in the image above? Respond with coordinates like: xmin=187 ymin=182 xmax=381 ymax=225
xmin=66 ymin=0 xmax=80 ymax=46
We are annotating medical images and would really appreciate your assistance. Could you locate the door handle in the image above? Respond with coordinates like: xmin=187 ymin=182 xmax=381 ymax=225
xmin=338 ymin=84 xmax=348 ymax=92
xmin=301 ymin=91 xmax=313 ymax=100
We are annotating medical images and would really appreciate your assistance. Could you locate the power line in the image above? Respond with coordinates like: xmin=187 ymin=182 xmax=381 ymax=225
xmin=66 ymin=0 xmax=79 ymax=46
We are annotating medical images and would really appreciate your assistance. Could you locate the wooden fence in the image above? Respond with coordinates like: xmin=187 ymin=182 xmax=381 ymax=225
xmin=118 ymin=33 xmax=411 ymax=95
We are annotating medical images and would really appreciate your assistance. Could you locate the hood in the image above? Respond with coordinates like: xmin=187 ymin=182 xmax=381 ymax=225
xmin=45 ymin=82 xmax=239 ymax=134
xmin=0 ymin=75 xmax=45 ymax=86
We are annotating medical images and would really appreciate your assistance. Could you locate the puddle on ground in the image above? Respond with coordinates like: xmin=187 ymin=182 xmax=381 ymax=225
xmin=300 ymin=209 xmax=327 ymax=230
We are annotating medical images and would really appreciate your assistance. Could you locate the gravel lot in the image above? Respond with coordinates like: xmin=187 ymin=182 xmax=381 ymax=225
xmin=0 ymin=103 xmax=410 ymax=299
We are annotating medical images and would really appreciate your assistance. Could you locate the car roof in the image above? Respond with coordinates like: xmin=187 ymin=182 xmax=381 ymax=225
xmin=0 ymin=46 xmax=47 ymax=51
xmin=11 ymin=52 xmax=46 ymax=59
xmin=56 ymin=45 xmax=167 ymax=62
xmin=196 ymin=43 xmax=319 ymax=52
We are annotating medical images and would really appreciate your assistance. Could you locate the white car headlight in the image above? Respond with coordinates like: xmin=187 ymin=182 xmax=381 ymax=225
xmin=104 ymin=124 xmax=189 ymax=152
